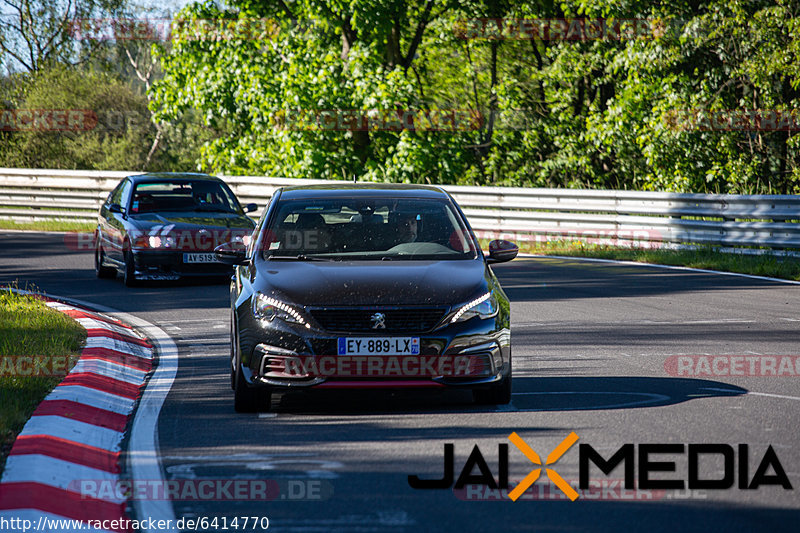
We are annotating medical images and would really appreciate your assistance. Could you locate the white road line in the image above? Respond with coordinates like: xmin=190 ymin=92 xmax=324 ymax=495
xmin=702 ymin=387 xmax=800 ymax=402
xmin=161 ymin=318 xmax=226 ymax=325
xmin=160 ymin=453 xmax=319 ymax=461
xmin=524 ymin=254 xmax=800 ymax=285
xmin=748 ymin=391 xmax=800 ymax=402
xmin=684 ymin=320 xmax=755 ymax=325
xmin=114 ymin=312 xmax=179 ymax=533
xmin=516 ymin=319 xmax=766 ymax=327
xmin=511 ymin=391 xmax=671 ymax=410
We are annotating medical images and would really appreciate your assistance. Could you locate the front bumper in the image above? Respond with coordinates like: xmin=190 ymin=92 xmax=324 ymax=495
xmin=237 ymin=311 xmax=511 ymax=391
xmin=131 ymin=250 xmax=233 ymax=279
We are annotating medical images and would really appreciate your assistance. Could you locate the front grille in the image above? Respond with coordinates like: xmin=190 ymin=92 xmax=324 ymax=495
xmin=309 ymin=307 xmax=447 ymax=333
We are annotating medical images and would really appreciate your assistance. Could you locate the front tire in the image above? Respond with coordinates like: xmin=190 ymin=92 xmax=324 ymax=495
xmin=123 ymin=248 xmax=139 ymax=287
xmin=95 ymin=243 xmax=116 ymax=279
xmin=234 ymin=355 xmax=272 ymax=413
xmin=474 ymin=361 xmax=512 ymax=405
xmin=230 ymin=311 xmax=237 ymax=390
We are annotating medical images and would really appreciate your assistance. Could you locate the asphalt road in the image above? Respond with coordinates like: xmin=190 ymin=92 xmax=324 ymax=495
xmin=2 ymin=230 xmax=800 ymax=532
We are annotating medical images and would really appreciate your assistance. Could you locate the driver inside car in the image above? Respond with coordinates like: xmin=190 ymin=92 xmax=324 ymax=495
xmin=394 ymin=212 xmax=419 ymax=244
xmin=294 ymin=212 xmax=332 ymax=252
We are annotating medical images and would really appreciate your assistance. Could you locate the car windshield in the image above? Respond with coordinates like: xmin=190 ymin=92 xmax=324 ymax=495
xmin=129 ymin=180 xmax=241 ymax=214
xmin=261 ymin=197 xmax=476 ymax=260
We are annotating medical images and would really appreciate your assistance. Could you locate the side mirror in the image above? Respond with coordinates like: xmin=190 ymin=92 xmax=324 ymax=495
xmin=244 ymin=203 xmax=258 ymax=213
xmin=108 ymin=203 xmax=124 ymax=214
xmin=215 ymin=241 xmax=249 ymax=265
xmin=486 ymin=239 xmax=518 ymax=264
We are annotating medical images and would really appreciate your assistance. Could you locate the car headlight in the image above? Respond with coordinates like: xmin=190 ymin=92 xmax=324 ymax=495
xmin=450 ymin=292 xmax=498 ymax=323
xmin=147 ymin=235 xmax=176 ymax=248
xmin=253 ymin=293 xmax=310 ymax=329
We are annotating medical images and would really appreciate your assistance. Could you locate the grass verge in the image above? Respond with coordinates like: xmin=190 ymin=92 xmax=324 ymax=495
xmin=0 ymin=220 xmax=96 ymax=232
xmin=0 ymin=287 xmax=85 ymax=475
xmin=506 ymin=240 xmax=800 ymax=281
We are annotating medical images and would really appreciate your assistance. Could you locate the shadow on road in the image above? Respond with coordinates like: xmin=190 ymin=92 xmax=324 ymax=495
xmin=493 ymin=257 xmax=793 ymax=302
xmin=208 ymin=376 xmax=748 ymax=416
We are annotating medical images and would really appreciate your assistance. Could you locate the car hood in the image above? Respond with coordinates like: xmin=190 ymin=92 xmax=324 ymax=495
xmin=258 ymin=259 xmax=489 ymax=307
xmin=128 ymin=212 xmax=254 ymax=231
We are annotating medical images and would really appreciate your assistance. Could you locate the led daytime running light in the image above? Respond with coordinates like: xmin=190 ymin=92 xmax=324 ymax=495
xmin=256 ymin=294 xmax=310 ymax=328
xmin=451 ymin=292 xmax=491 ymax=323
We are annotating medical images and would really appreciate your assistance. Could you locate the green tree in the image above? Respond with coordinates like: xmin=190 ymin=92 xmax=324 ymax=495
xmin=146 ymin=0 xmax=799 ymax=192
xmin=152 ymin=0 xmax=491 ymax=182
xmin=0 ymin=0 xmax=126 ymax=73
xmin=1 ymin=66 xmax=158 ymax=170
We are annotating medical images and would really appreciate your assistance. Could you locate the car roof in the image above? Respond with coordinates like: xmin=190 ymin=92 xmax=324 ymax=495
xmin=278 ymin=183 xmax=449 ymax=200
xmin=126 ymin=172 xmax=222 ymax=184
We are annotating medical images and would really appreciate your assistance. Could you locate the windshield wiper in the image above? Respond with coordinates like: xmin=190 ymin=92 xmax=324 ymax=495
xmin=268 ymin=254 xmax=338 ymax=262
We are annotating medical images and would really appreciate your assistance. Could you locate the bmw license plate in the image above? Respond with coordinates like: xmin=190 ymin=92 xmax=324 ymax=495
xmin=338 ymin=337 xmax=420 ymax=356
xmin=183 ymin=253 xmax=218 ymax=263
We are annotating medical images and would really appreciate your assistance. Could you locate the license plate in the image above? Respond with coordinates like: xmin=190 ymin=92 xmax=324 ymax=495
xmin=183 ymin=253 xmax=218 ymax=263
xmin=338 ymin=337 xmax=420 ymax=356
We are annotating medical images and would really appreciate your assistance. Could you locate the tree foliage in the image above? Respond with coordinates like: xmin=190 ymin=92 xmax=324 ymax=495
xmin=0 ymin=0 xmax=126 ymax=73
xmin=0 ymin=3 xmax=215 ymax=172
xmin=148 ymin=0 xmax=800 ymax=193
xmin=0 ymin=0 xmax=796 ymax=192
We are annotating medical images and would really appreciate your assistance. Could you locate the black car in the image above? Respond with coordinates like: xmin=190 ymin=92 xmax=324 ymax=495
xmin=217 ymin=184 xmax=518 ymax=412
xmin=95 ymin=173 xmax=257 ymax=286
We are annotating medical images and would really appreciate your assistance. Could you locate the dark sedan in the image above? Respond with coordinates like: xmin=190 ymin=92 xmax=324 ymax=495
xmin=216 ymin=184 xmax=518 ymax=412
xmin=95 ymin=173 xmax=257 ymax=286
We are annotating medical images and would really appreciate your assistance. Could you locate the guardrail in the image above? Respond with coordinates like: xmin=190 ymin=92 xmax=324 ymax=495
xmin=1 ymin=167 xmax=799 ymax=249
